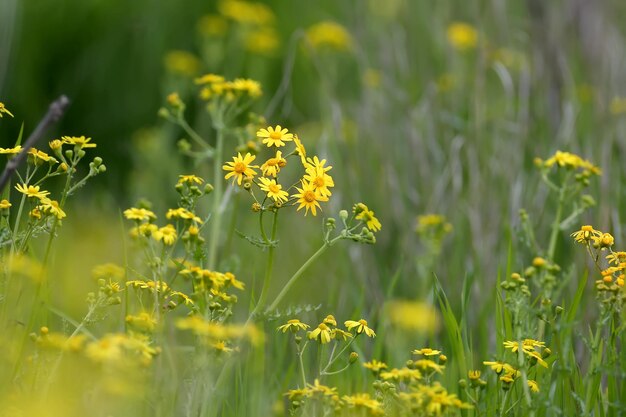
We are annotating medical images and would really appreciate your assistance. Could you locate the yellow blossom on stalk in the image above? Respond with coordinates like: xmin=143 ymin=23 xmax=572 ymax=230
xmin=218 ymin=0 xmax=275 ymax=25
xmin=167 ymin=92 xmax=183 ymax=108
xmin=541 ymin=150 xmax=601 ymax=175
xmin=607 ymin=251 xmax=626 ymax=265
xmin=258 ymin=177 xmax=289 ymax=203
xmin=386 ymin=300 xmax=440 ymax=332
xmin=323 ymin=315 xmax=337 ymax=326
xmin=164 ymin=50 xmax=200 ymax=76
xmin=342 ymin=393 xmax=384 ymax=415
xmin=380 ymin=367 xmax=422 ymax=382
xmin=354 ymin=203 xmax=382 ymax=232
xmin=260 ymin=151 xmax=287 ymax=177
xmin=232 ymin=78 xmax=263 ymax=98
xmin=363 ymin=359 xmax=388 ymax=373
xmin=277 ymin=319 xmax=310 ymax=333
xmin=223 ymin=152 xmax=258 ymax=185
xmin=166 ymin=207 xmax=203 ymax=223
xmin=447 ymin=22 xmax=478 ymax=50
xmin=49 ymin=139 xmax=63 ymax=151
xmin=483 ymin=360 xmax=507 ymax=374
xmin=244 ymin=27 xmax=280 ymax=55
xmin=130 ymin=223 xmax=158 ymax=238
xmin=468 ymin=370 xmax=481 ymax=380
xmin=153 ymin=224 xmax=177 ymax=245
xmin=39 ymin=198 xmax=66 ymax=219
xmin=592 ymin=233 xmax=614 ymax=249
xmin=308 ymin=323 xmax=333 ymax=344
xmin=571 ymin=225 xmax=602 ymax=244
xmin=414 ymin=359 xmax=445 ymax=374
xmin=211 ymin=340 xmax=234 ymax=353
xmin=344 ymin=319 xmax=376 ymax=337
xmin=0 ymin=199 xmax=11 ymax=209
xmin=503 ymin=339 xmax=548 ymax=367
xmin=0 ymin=102 xmax=14 ymax=117
xmin=224 ymin=272 xmax=245 ymax=290
xmin=292 ymin=180 xmax=329 ymax=216
xmin=178 ymin=174 xmax=204 ymax=185
xmin=0 ymin=145 xmax=22 ymax=155
xmin=15 ymin=183 xmax=50 ymax=200
xmin=332 ymin=328 xmax=352 ymax=341
xmin=124 ymin=207 xmax=157 ymax=222
xmin=126 ymin=312 xmax=158 ymax=333
xmin=30 ymin=208 xmax=42 ymax=219
xmin=307 ymin=379 xmax=338 ymax=397
xmin=195 ymin=73 xmax=225 ymax=85
xmin=303 ymin=166 xmax=334 ymax=198
xmin=197 ymin=14 xmax=228 ymax=37
xmin=28 ymin=148 xmax=54 ymax=163
xmin=413 ymin=348 xmax=442 ymax=356
xmin=257 ymin=125 xmax=294 ymax=147
xmin=306 ymin=21 xmax=353 ymax=51
xmin=62 ymin=135 xmax=97 ymax=149
xmin=528 ymin=380 xmax=540 ymax=393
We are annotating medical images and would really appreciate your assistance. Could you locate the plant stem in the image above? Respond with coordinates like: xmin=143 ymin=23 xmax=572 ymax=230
xmin=249 ymin=210 xmax=278 ymax=319
xmin=208 ymin=128 xmax=224 ymax=270
xmin=547 ymin=183 xmax=567 ymax=261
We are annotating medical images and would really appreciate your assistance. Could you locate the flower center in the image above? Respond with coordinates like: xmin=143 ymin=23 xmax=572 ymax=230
xmin=269 ymin=132 xmax=282 ymax=140
xmin=266 ymin=158 xmax=278 ymax=166
xmin=233 ymin=162 xmax=246 ymax=173
xmin=313 ymin=177 xmax=325 ymax=187
xmin=269 ymin=184 xmax=280 ymax=193
xmin=304 ymin=191 xmax=316 ymax=203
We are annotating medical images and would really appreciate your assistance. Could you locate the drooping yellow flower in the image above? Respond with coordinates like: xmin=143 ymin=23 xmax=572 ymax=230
xmin=217 ymin=0 xmax=275 ymax=25
xmin=194 ymin=73 xmax=226 ymax=85
xmin=62 ymin=135 xmax=97 ymax=149
xmin=0 ymin=199 xmax=11 ymax=209
xmin=277 ymin=319 xmax=310 ymax=333
xmin=528 ymin=380 xmax=540 ymax=393
xmin=571 ymin=225 xmax=602 ymax=243
xmin=223 ymin=152 xmax=258 ymax=185
xmin=260 ymin=151 xmax=287 ymax=177
xmin=39 ymin=198 xmax=67 ymax=219
xmin=592 ymin=232 xmax=614 ymax=249
xmin=344 ymin=319 xmax=376 ymax=337
xmin=0 ymin=145 xmax=22 ymax=155
xmin=28 ymin=148 xmax=55 ymax=163
xmin=124 ymin=207 xmax=157 ymax=222
xmin=153 ymin=224 xmax=177 ymax=245
xmin=447 ymin=22 xmax=478 ymax=51
xmin=244 ymin=27 xmax=280 ymax=55
xmin=292 ymin=180 xmax=329 ymax=216
xmin=323 ymin=315 xmax=337 ymax=326
xmin=15 ymin=183 xmax=50 ymax=200
xmin=380 ymin=367 xmax=422 ymax=383
xmin=257 ymin=125 xmax=294 ymax=147
xmin=0 ymin=102 xmax=14 ymax=117
xmin=414 ymin=359 xmax=445 ymax=374
xmin=541 ymin=150 xmax=601 ymax=175
xmin=197 ymin=14 xmax=229 ymax=37
xmin=308 ymin=323 xmax=333 ymax=344
xmin=483 ymin=360 xmax=507 ymax=374
xmin=354 ymin=203 xmax=381 ymax=232
xmin=342 ymin=393 xmax=384 ymax=415
xmin=258 ymin=177 xmax=289 ymax=204
xmin=293 ymin=134 xmax=307 ymax=165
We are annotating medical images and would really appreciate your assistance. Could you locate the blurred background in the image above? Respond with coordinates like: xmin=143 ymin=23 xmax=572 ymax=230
xmin=2 ymin=0 xmax=626 ymax=350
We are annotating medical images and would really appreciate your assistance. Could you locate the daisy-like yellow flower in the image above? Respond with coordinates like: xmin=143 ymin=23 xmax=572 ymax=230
xmin=178 ymin=174 xmax=204 ymax=185
xmin=607 ymin=251 xmax=626 ymax=265
xmin=308 ymin=323 xmax=333 ymax=344
xmin=344 ymin=319 xmax=376 ymax=337
xmin=447 ymin=22 xmax=478 ymax=51
xmin=483 ymin=360 xmax=506 ymax=374
xmin=152 ymin=224 xmax=177 ymax=245
xmin=292 ymin=180 xmax=329 ymax=216
xmin=354 ymin=203 xmax=382 ymax=232
xmin=342 ymin=393 xmax=384 ymax=415
xmin=194 ymin=73 xmax=225 ymax=85
xmin=0 ymin=199 xmax=11 ymax=211
xmin=592 ymin=232 xmax=614 ymax=249
xmin=413 ymin=348 xmax=442 ymax=356
xmin=527 ymin=380 xmax=540 ymax=393
xmin=303 ymin=166 xmax=334 ymax=197
xmin=28 ymin=148 xmax=55 ymax=163
xmin=571 ymin=225 xmax=602 ymax=243
xmin=332 ymin=328 xmax=353 ymax=341
xmin=305 ymin=155 xmax=332 ymax=174
xmin=62 ymin=136 xmax=97 ymax=149
xmin=124 ymin=207 xmax=157 ymax=222
xmin=380 ymin=367 xmax=422 ymax=383
xmin=277 ymin=319 xmax=310 ymax=333
xmin=15 ymin=183 xmax=50 ymax=200
xmin=166 ymin=207 xmax=203 ymax=223
xmin=323 ymin=314 xmax=337 ymax=326
xmin=414 ymin=359 xmax=445 ymax=374
xmin=0 ymin=145 xmax=21 ymax=155
xmin=258 ymin=177 xmax=289 ymax=204
xmin=232 ymin=78 xmax=262 ymax=98
xmin=49 ymin=139 xmax=63 ymax=151
xmin=293 ymin=134 xmax=307 ymax=165
xmin=260 ymin=151 xmax=287 ymax=177
xmin=39 ymin=198 xmax=67 ymax=219
xmin=257 ymin=125 xmax=294 ymax=147
xmin=363 ymin=359 xmax=388 ymax=373
xmin=223 ymin=152 xmax=258 ymax=185
xmin=0 ymin=102 xmax=14 ymax=117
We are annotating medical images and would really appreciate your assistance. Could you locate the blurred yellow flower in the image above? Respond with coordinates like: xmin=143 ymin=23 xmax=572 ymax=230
xmin=244 ymin=27 xmax=280 ymax=55
xmin=306 ymin=21 xmax=353 ymax=51
xmin=218 ymin=0 xmax=275 ymax=25
xmin=124 ymin=207 xmax=157 ymax=222
xmin=197 ymin=14 xmax=229 ymax=37
xmin=386 ymin=300 xmax=439 ymax=333
xmin=308 ymin=323 xmax=333 ymax=344
xmin=344 ymin=319 xmax=376 ymax=337
xmin=62 ymin=135 xmax=96 ymax=149
xmin=277 ymin=319 xmax=310 ymax=333
xmin=446 ymin=22 xmax=478 ymax=51
xmin=0 ymin=102 xmax=14 ymax=117
xmin=164 ymin=50 xmax=201 ymax=76
xmin=610 ymin=96 xmax=626 ymax=115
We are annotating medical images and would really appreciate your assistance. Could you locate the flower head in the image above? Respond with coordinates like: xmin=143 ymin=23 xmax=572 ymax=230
xmin=257 ymin=125 xmax=294 ymax=147
xmin=124 ymin=207 xmax=157 ymax=222
xmin=344 ymin=319 xmax=376 ymax=337
xmin=0 ymin=102 xmax=14 ymax=118
xmin=223 ymin=152 xmax=258 ymax=185
xmin=260 ymin=151 xmax=287 ymax=177
xmin=447 ymin=22 xmax=478 ymax=50
xmin=258 ymin=177 xmax=289 ymax=204
xmin=571 ymin=225 xmax=602 ymax=244
xmin=277 ymin=319 xmax=310 ymax=333
xmin=15 ymin=184 xmax=50 ymax=200
xmin=292 ymin=180 xmax=329 ymax=216
xmin=354 ymin=203 xmax=381 ymax=232
xmin=0 ymin=146 xmax=21 ymax=155
xmin=308 ymin=323 xmax=333 ymax=344
xmin=62 ymin=135 xmax=97 ymax=149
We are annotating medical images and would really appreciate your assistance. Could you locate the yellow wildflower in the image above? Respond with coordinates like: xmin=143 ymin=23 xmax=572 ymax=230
xmin=62 ymin=135 xmax=97 ymax=149
xmin=39 ymin=198 xmax=67 ymax=219
xmin=387 ymin=301 xmax=440 ymax=332
xmin=164 ymin=50 xmax=200 ymax=76
xmin=166 ymin=207 xmax=203 ymax=223
xmin=293 ymin=134 xmax=307 ymax=165
xmin=292 ymin=180 xmax=328 ymax=216
xmin=260 ymin=150 xmax=286 ymax=177
xmin=223 ymin=152 xmax=258 ymax=185
xmin=306 ymin=21 xmax=352 ymax=51
xmin=528 ymin=380 xmax=540 ymax=393
xmin=308 ymin=323 xmax=333 ymax=344
xmin=0 ymin=199 xmax=11 ymax=209
xmin=153 ymin=224 xmax=177 ymax=245
xmin=363 ymin=359 xmax=388 ymax=373
xmin=447 ymin=22 xmax=478 ymax=50
xmin=232 ymin=78 xmax=262 ymax=98
xmin=413 ymin=348 xmax=442 ymax=356
xmin=0 ymin=102 xmax=14 ymax=117
xmin=197 ymin=14 xmax=229 ymax=37
xmin=257 ymin=125 xmax=294 ymax=147
xmin=195 ymin=73 xmax=225 ymax=85
xmin=124 ymin=207 xmax=157 ymax=222
xmin=217 ymin=0 xmax=275 ymax=25
xmin=571 ymin=225 xmax=602 ymax=243
xmin=277 ymin=319 xmax=310 ymax=333
xmin=258 ymin=177 xmax=289 ymax=203
xmin=15 ymin=183 xmax=50 ymax=200
xmin=354 ymin=203 xmax=381 ymax=232
xmin=0 ymin=145 xmax=21 ymax=155
xmin=342 ymin=393 xmax=384 ymax=415
xmin=592 ymin=232 xmax=614 ymax=249
xmin=380 ymin=367 xmax=422 ymax=382
xmin=303 ymin=165 xmax=334 ymax=198
xmin=344 ymin=319 xmax=376 ymax=337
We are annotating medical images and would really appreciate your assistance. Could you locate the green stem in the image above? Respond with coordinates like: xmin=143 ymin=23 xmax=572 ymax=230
xmin=267 ymin=236 xmax=340 ymax=312
xmin=547 ymin=183 xmax=567 ymax=261
xmin=249 ymin=210 xmax=278 ymax=319
xmin=297 ymin=341 xmax=309 ymax=388
xmin=208 ymin=128 xmax=224 ymax=270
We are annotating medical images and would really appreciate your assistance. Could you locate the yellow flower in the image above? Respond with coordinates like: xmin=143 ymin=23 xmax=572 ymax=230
xmin=126 ymin=312 xmax=157 ymax=332
xmin=194 ymin=73 xmax=225 ymax=85
xmin=386 ymin=301 xmax=439 ymax=333
xmin=308 ymin=323 xmax=333 ymax=344
xmin=292 ymin=180 xmax=329 ymax=216
xmin=62 ymin=135 xmax=97 ymax=149
xmin=39 ymin=198 xmax=67 ymax=219
xmin=197 ymin=14 xmax=229 ymax=37
xmin=153 ymin=224 xmax=177 ymax=245
xmin=28 ymin=148 xmax=55 ymax=163
xmin=260 ymin=151 xmax=287 ymax=177
xmin=344 ymin=319 xmax=376 ymax=337
xmin=232 ymin=78 xmax=263 ymax=98
xmin=293 ymin=134 xmax=307 ymax=165
xmin=542 ymin=151 xmax=601 ymax=175
xmin=607 ymin=251 xmax=626 ymax=265
xmin=592 ymin=232 xmax=614 ymax=249
xmin=332 ymin=328 xmax=352 ymax=341
xmin=323 ymin=315 xmax=337 ymax=326
xmin=0 ymin=145 xmax=22 ymax=155
xmin=306 ymin=21 xmax=353 ymax=51
xmin=363 ymin=359 xmax=388 ymax=373
xmin=166 ymin=207 xmax=203 ymax=223
xmin=483 ymin=360 xmax=507 ymax=374
xmin=303 ymin=166 xmax=334 ymax=198
xmin=468 ymin=370 xmax=481 ymax=380
xmin=244 ymin=27 xmax=280 ymax=55
xmin=257 ymin=125 xmax=294 ymax=147
xmin=223 ymin=152 xmax=258 ymax=185
xmin=571 ymin=225 xmax=602 ymax=243
xmin=124 ymin=207 xmax=157 ymax=222
xmin=258 ymin=177 xmax=289 ymax=204
xmin=342 ymin=393 xmax=384 ymax=415
xmin=277 ymin=319 xmax=310 ymax=333
xmin=217 ymin=0 xmax=275 ymax=25
xmin=49 ymin=139 xmax=63 ymax=151
xmin=15 ymin=183 xmax=50 ymax=200
xmin=0 ymin=199 xmax=11 ymax=209
xmin=354 ymin=203 xmax=381 ymax=232
xmin=0 ymin=102 xmax=14 ymax=117
xmin=528 ymin=380 xmax=540 ymax=393
xmin=164 ymin=50 xmax=200 ymax=76
xmin=178 ymin=174 xmax=204 ymax=185
xmin=412 ymin=348 xmax=442 ymax=356
xmin=380 ymin=367 xmax=422 ymax=382
xmin=447 ymin=22 xmax=478 ymax=51
xmin=414 ymin=359 xmax=445 ymax=374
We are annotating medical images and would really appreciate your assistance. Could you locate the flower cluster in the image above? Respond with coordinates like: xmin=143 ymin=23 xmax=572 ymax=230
xmin=536 ymin=150 xmax=601 ymax=177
